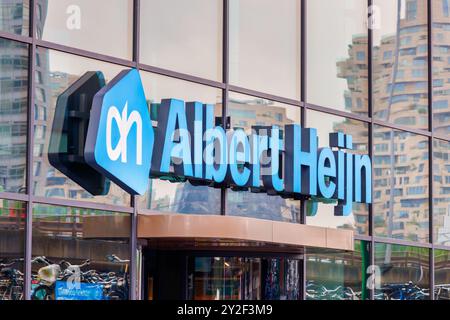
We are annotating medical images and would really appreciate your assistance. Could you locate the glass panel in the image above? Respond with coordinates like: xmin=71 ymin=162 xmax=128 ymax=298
xmin=435 ymin=249 xmax=450 ymax=300
xmin=0 ymin=199 xmax=25 ymax=300
xmin=137 ymin=71 xmax=222 ymax=215
xmin=374 ymin=243 xmax=430 ymax=300
xmin=0 ymin=0 xmax=29 ymax=36
xmin=31 ymin=204 xmax=130 ymax=300
xmin=0 ymin=38 xmax=28 ymax=194
xmin=306 ymin=241 xmax=369 ymax=300
xmin=433 ymin=1 xmax=450 ymax=137
xmin=373 ymin=126 xmax=429 ymax=242
xmin=305 ymin=110 xmax=369 ymax=235
xmin=307 ymin=0 xmax=368 ymax=115
xmin=36 ymin=0 xmax=133 ymax=59
xmin=190 ymin=257 xmax=245 ymax=300
xmin=373 ymin=0 xmax=428 ymax=129
xmin=434 ymin=139 xmax=450 ymax=245
xmin=225 ymin=92 xmax=301 ymax=222
xmin=140 ymin=0 xmax=222 ymax=81
xmin=189 ymin=257 xmax=299 ymax=300
xmin=33 ymin=47 xmax=130 ymax=206
xmin=229 ymin=0 xmax=301 ymax=99
xmin=261 ymin=258 xmax=299 ymax=300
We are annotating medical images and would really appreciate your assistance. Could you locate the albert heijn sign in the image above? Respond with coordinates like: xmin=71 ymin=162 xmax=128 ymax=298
xmin=49 ymin=68 xmax=372 ymax=216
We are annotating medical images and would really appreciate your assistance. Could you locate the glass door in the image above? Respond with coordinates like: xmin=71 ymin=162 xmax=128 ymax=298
xmin=188 ymin=256 xmax=300 ymax=300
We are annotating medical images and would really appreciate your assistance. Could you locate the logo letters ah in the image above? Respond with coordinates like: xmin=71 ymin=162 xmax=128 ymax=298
xmin=106 ymin=102 xmax=143 ymax=165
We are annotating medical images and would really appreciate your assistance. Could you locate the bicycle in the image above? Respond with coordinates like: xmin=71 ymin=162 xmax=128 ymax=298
xmin=0 ymin=259 xmax=24 ymax=300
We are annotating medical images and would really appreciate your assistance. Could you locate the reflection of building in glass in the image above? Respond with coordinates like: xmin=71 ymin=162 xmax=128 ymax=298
xmin=34 ymin=0 xmax=86 ymax=201
xmin=435 ymin=249 xmax=450 ymax=300
xmin=337 ymin=1 xmax=446 ymax=242
xmin=435 ymin=140 xmax=450 ymax=245
xmin=228 ymin=98 xmax=295 ymax=130
xmin=374 ymin=243 xmax=430 ymax=300
xmin=0 ymin=0 xmax=29 ymax=35
xmin=307 ymin=33 xmax=370 ymax=234
xmin=431 ymin=2 xmax=450 ymax=136
xmin=32 ymin=1 xmax=128 ymax=205
xmin=437 ymin=206 xmax=450 ymax=245
xmin=173 ymin=181 xmax=221 ymax=214
xmin=226 ymin=98 xmax=300 ymax=222
xmin=0 ymin=0 xmax=29 ymax=193
xmin=332 ymin=118 xmax=369 ymax=234
xmin=306 ymin=241 xmax=368 ymax=300
xmin=171 ymin=97 xmax=300 ymax=221
xmin=433 ymin=3 xmax=450 ymax=245
xmin=336 ymin=34 xmax=369 ymax=117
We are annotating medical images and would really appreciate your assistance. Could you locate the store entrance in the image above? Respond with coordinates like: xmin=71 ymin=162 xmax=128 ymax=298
xmin=142 ymin=251 xmax=302 ymax=300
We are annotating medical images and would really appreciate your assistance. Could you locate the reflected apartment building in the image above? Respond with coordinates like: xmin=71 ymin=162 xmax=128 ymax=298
xmin=1 ymin=0 xmax=450 ymax=301
xmin=337 ymin=1 xmax=449 ymax=243
xmin=0 ymin=0 xmax=28 ymax=194
xmin=170 ymin=97 xmax=300 ymax=222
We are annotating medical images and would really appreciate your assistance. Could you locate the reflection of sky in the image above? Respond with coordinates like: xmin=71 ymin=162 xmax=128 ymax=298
xmin=140 ymin=0 xmax=222 ymax=81
xmin=42 ymin=0 xmax=132 ymax=59
xmin=48 ymin=51 xmax=123 ymax=81
xmin=373 ymin=0 xmax=404 ymax=45
xmin=307 ymin=202 xmax=362 ymax=230
xmin=229 ymin=0 xmax=301 ymax=99
xmin=307 ymin=0 xmax=366 ymax=110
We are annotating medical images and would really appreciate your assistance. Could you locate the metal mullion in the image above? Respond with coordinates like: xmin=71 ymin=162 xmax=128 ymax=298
xmin=130 ymin=195 xmax=138 ymax=300
xmin=299 ymin=0 xmax=307 ymax=301
xmin=354 ymin=234 xmax=372 ymax=242
xmin=221 ymin=0 xmax=229 ymax=216
xmin=434 ymin=133 xmax=450 ymax=142
xmin=0 ymin=192 xmax=28 ymax=202
xmin=305 ymin=102 xmax=371 ymax=124
xmin=35 ymin=39 xmax=135 ymax=68
xmin=24 ymin=0 xmax=37 ymax=301
xmin=434 ymin=244 xmax=450 ymax=251
xmin=30 ymin=196 xmax=134 ymax=214
xmin=373 ymin=237 xmax=433 ymax=249
xmin=299 ymin=0 xmax=306 ymax=226
xmin=0 ymin=31 xmax=32 ymax=44
xmin=223 ymin=0 xmax=229 ymax=85
xmin=373 ymin=118 xmax=432 ymax=137
xmin=427 ymin=0 xmax=434 ymax=300
xmin=228 ymin=85 xmax=301 ymax=107
xmin=132 ymin=0 xmax=140 ymax=67
xmin=368 ymin=0 xmax=375 ymax=301
xmin=130 ymin=0 xmax=141 ymax=300
xmin=137 ymin=62 xmax=226 ymax=89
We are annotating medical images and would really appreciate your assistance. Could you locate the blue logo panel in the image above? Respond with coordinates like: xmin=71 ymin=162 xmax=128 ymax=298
xmin=85 ymin=68 xmax=153 ymax=195
xmin=55 ymin=281 xmax=104 ymax=300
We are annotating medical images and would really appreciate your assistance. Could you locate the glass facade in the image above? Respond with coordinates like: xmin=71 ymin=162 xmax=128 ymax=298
xmin=373 ymin=0 xmax=429 ymax=129
xmin=37 ymin=0 xmax=133 ymax=59
xmin=0 ymin=0 xmax=449 ymax=301
xmin=374 ymin=243 xmax=430 ymax=300
xmin=306 ymin=241 xmax=370 ymax=300
xmin=373 ymin=126 xmax=430 ymax=242
xmin=307 ymin=0 xmax=368 ymax=114
xmin=31 ymin=204 xmax=130 ymax=300
xmin=229 ymin=0 xmax=301 ymax=99
xmin=0 ymin=0 xmax=29 ymax=36
xmin=0 ymin=38 xmax=28 ymax=193
xmin=188 ymin=257 xmax=300 ymax=300
xmin=225 ymin=92 xmax=301 ymax=222
xmin=0 ymin=200 xmax=25 ymax=300
xmin=140 ymin=0 xmax=223 ymax=81
xmin=33 ymin=48 xmax=130 ymax=206
xmin=306 ymin=111 xmax=369 ymax=235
